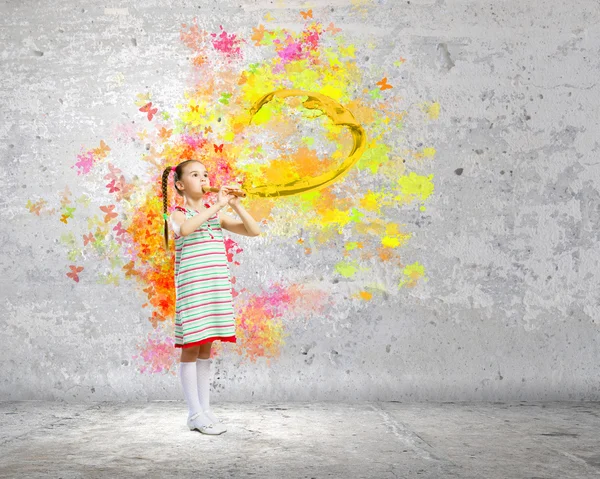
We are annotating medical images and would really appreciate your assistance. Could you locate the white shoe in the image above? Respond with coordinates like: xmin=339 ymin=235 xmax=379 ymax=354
xmin=204 ymin=409 xmax=227 ymax=432
xmin=187 ymin=412 xmax=226 ymax=435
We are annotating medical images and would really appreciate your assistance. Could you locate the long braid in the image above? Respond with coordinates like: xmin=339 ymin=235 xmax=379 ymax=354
xmin=162 ymin=166 xmax=173 ymax=249
xmin=161 ymin=160 xmax=196 ymax=249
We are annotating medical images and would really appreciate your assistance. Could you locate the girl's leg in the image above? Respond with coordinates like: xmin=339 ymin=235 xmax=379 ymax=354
xmin=179 ymin=345 xmax=212 ymax=427
xmin=197 ymin=342 xmax=212 ymax=360
xmin=195 ymin=342 xmax=221 ymax=423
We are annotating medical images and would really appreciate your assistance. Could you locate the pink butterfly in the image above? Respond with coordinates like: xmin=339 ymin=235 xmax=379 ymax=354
xmin=106 ymin=179 xmax=121 ymax=193
xmin=113 ymin=221 xmax=126 ymax=236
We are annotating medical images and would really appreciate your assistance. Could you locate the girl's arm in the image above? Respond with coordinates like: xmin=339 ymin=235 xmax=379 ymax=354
xmin=172 ymin=203 xmax=224 ymax=237
xmin=220 ymin=203 xmax=261 ymax=236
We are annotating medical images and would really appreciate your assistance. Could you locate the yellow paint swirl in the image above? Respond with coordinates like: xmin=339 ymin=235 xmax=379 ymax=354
xmin=241 ymin=89 xmax=366 ymax=197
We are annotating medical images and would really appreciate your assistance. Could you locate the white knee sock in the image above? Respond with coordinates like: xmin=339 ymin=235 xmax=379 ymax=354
xmin=196 ymin=358 xmax=212 ymax=411
xmin=179 ymin=361 xmax=210 ymax=425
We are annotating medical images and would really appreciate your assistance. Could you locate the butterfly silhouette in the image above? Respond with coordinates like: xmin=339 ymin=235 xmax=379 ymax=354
xmin=137 ymin=129 xmax=149 ymax=141
xmin=99 ymin=204 xmax=118 ymax=223
xmin=92 ymin=140 xmax=111 ymax=159
xmin=139 ymin=102 xmax=158 ymax=121
xmin=252 ymin=24 xmax=267 ymax=44
xmin=204 ymin=126 xmax=213 ymax=134
xmin=143 ymin=285 xmax=156 ymax=299
xmin=219 ymin=93 xmax=232 ymax=105
xmin=75 ymin=194 xmax=91 ymax=207
xmin=123 ymin=260 xmax=136 ymax=278
xmin=158 ymin=126 xmax=173 ymax=140
xmin=66 ymin=265 xmax=84 ymax=282
xmin=94 ymin=226 xmax=107 ymax=240
xmin=83 ymin=232 xmax=95 ymax=246
xmin=26 ymin=199 xmax=46 ymax=215
xmin=376 ymin=77 xmax=393 ymax=91
xmin=113 ymin=221 xmax=127 ymax=236
xmin=62 ymin=206 xmax=76 ymax=218
xmin=325 ymin=22 xmax=342 ymax=34
xmin=104 ymin=163 xmax=122 ymax=180
xmin=60 ymin=185 xmax=72 ymax=207
xmin=190 ymin=104 xmax=200 ymax=113
xmin=141 ymin=145 xmax=162 ymax=168
xmin=214 ymin=143 xmax=223 ymax=153
xmin=300 ymin=9 xmax=312 ymax=19
xmin=106 ymin=179 xmax=120 ymax=193
xmin=60 ymin=214 xmax=69 ymax=224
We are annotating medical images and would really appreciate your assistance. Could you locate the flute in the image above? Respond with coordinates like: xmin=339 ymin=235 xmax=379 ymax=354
xmin=202 ymin=185 xmax=247 ymax=198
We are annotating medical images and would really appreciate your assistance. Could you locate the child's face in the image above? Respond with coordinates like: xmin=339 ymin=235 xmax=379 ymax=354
xmin=178 ymin=162 xmax=210 ymax=196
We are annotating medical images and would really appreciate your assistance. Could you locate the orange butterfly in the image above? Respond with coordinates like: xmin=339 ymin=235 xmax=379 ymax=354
xmin=190 ymin=105 xmax=200 ymax=113
xmin=139 ymin=102 xmax=158 ymax=121
xmin=60 ymin=214 xmax=69 ymax=224
xmin=143 ymin=285 xmax=155 ymax=299
xmin=99 ymin=204 xmax=118 ymax=223
xmin=123 ymin=260 xmax=136 ymax=278
xmin=204 ymin=126 xmax=213 ymax=134
xmin=83 ymin=232 xmax=95 ymax=245
xmin=158 ymin=126 xmax=173 ymax=140
xmin=93 ymin=140 xmax=111 ymax=159
xmin=26 ymin=199 xmax=46 ymax=215
xmin=376 ymin=77 xmax=393 ymax=91
xmin=213 ymin=143 xmax=223 ymax=152
xmin=325 ymin=22 xmax=341 ymax=34
xmin=66 ymin=265 xmax=84 ymax=282
xmin=251 ymin=24 xmax=266 ymax=44
xmin=300 ymin=9 xmax=312 ymax=19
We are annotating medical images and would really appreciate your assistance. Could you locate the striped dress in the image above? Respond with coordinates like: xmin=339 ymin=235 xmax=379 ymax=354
xmin=170 ymin=204 xmax=237 ymax=349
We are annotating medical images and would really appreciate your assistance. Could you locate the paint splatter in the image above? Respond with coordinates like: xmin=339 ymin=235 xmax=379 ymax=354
xmin=27 ymin=10 xmax=438 ymax=373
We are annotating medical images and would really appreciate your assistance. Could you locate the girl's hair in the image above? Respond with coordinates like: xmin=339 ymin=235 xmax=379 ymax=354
xmin=161 ymin=159 xmax=202 ymax=249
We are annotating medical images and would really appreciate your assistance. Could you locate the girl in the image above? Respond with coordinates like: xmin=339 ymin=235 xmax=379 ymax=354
xmin=161 ymin=159 xmax=261 ymax=435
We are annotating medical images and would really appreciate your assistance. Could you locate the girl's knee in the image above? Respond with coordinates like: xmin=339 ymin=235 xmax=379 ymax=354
xmin=180 ymin=346 xmax=200 ymax=361
xmin=197 ymin=342 xmax=212 ymax=358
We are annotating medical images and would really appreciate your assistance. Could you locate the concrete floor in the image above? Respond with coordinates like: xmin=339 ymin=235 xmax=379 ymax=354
xmin=1 ymin=401 xmax=599 ymax=479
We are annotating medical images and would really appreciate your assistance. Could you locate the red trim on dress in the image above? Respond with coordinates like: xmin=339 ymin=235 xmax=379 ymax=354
xmin=175 ymin=335 xmax=237 ymax=348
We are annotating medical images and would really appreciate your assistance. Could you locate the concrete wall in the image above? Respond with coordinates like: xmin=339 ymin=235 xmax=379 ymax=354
xmin=1 ymin=0 xmax=599 ymax=402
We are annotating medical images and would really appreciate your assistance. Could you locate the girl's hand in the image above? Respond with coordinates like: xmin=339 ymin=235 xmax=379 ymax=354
xmin=228 ymin=192 xmax=241 ymax=208
xmin=216 ymin=186 xmax=235 ymax=207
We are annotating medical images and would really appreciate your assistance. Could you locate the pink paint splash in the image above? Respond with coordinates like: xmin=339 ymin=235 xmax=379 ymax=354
xmin=277 ymin=37 xmax=304 ymax=63
xmin=211 ymin=25 xmax=244 ymax=57
xmin=72 ymin=151 xmax=95 ymax=175
xmin=233 ymin=282 xmax=332 ymax=363
xmin=134 ymin=331 xmax=178 ymax=375
xmin=272 ymin=25 xmax=323 ymax=73
xmin=224 ymin=237 xmax=243 ymax=265
xmin=181 ymin=133 xmax=208 ymax=150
